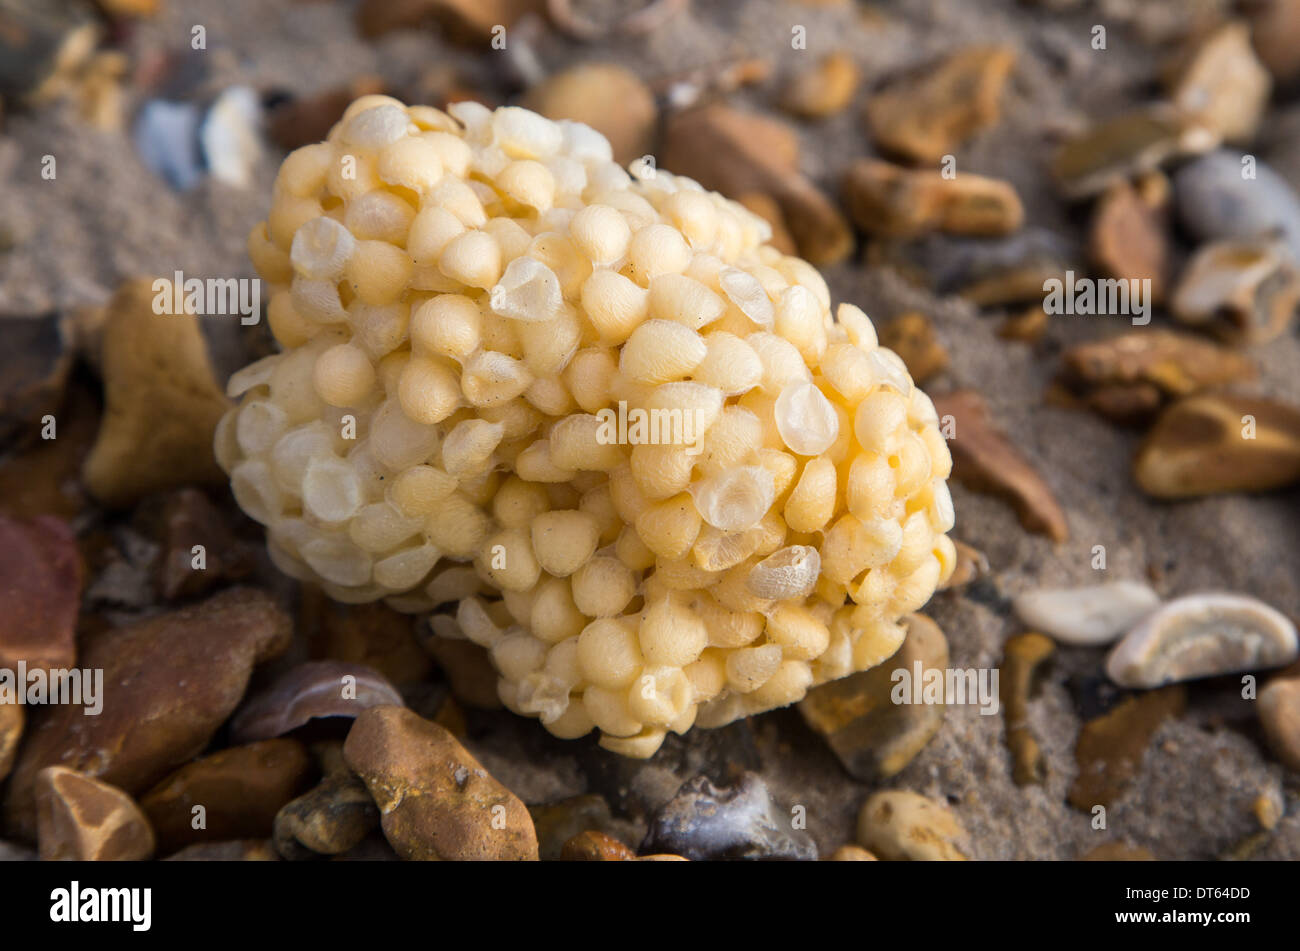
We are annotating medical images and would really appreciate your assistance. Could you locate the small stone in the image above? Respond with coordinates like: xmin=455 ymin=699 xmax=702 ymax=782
xmin=1052 ymin=107 xmax=1216 ymax=200
xmin=528 ymin=794 xmax=620 ymax=862
xmin=829 ymin=844 xmax=877 ymax=860
xmin=1133 ymin=393 xmax=1300 ymax=498
xmin=0 ymin=312 xmax=72 ymax=449
xmin=139 ymin=739 xmax=313 ymax=854
xmin=560 ymin=829 xmax=636 ymax=861
xmin=1259 ymin=677 xmax=1300 ymax=771
xmin=228 ymin=660 xmax=404 ymax=745
xmin=34 ymin=767 xmax=155 ymax=861
xmin=781 ymin=51 xmax=859 ymax=119
xmin=997 ymin=304 xmax=1048 ymax=342
xmin=642 ymin=772 xmax=818 ymax=861
xmin=878 ymin=312 xmax=949 ymax=384
xmin=856 ymin=790 xmax=970 ymax=861
xmin=273 ymin=771 xmax=380 ymax=860
xmin=1013 ymin=582 xmax=1162 ymax=647
xmin=1174 ymin=151 xmax=1300 ymax=260
xmin=522 ymin=63 xmax=656 ymax=165
xmin=199 ymin=86 xmax=263 ymax=190
xmin=1000 ymin=633 xmax=1055 ymax=785
xmin=1166 ymin=22 xmax=1271 ymax=144
xmin=0 ymin=379 xmax=96 ymax=520
xmin=3 ymin=587 xmax=291 ymax=839
xmin=82 ymin=278 xmax=232 ymax=507
xmin=1060 ymin=329 xmax=1255 ymax=425
xmin=931 ymin=390 xmax=1069 ymax=542
xmin=355 ymin=0 xmax=540 ymax=43
xmin=1080 ymin=842 xmax=1155 ymax=860
xmin=798 ymin=614 xmax=949 ymax=782
xmin=1170 ymin=238 xmax=1300 ymax=345
xmin=961 ymin=264 xmax=1068 ymax=307
xmin=0 ymin=514 xmax=82 ymax=673
xmin=343 ymin=705 xmax=538 ymax=860
xmin=1106 ymin=592 xmax=1298 ymax=688
xmin=163 ymin=839 xmax=279 ymax=861
xmin=132 ymin=98 xmax=205 ymax=192
xmin=1252 ymin=789 xmax=1284 ymax=828
xmin=1069 ymin=686 xmax=1186 ymax=810
xmin=421 ymin=634 xmax=503 ymax=709
xmin=864 ymin=46 xmax=1015 ymax=165
xmin=0 ymin=703 xmax=20 ymax=782
xmin=939 ymin=539 xmax=989 ymax=590
xmin=303 ymin=588 xmax=432 ymax=686
xmin=149 ymin=488 xmax=253 ymax=600
xmin=661 ymin=104 xmax=852 ymax=266
xmin=1249 ymin=0 xmax=1300 ymax=85
xmin=1089 ymin=181 xmax=1170 ymax=303
xmin=843 ymin=159 xmax=1024 ymax=238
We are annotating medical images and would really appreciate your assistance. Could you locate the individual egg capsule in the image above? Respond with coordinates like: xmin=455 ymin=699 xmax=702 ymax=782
xmin=627 ymin=664 xmax=694 ymax=727
xmin=580 ymin=269 xmax=649 ymax=344
xmin=689 ymin=592 xmax=764 ymax=648
xmin=563 ymin=348 xmax=619 ymax=414
xmin=725 ymin=643 xmax=782 ymax=693
xmin=549 ymin=414 xmax=627 ymax=472
xmin=388 ymin=464 xmax=457 ymax=517
xmin=627 ymin=223 xmax=692 ymax=283
xmin=638 ymin=596 xmax=708 ymax=667
xmin=619 ymin=319 xmax=707 ymax=385
xmin=343 ymin=190 xmax=416 ymax=246
xmin=530 ymin=509 xmax=601 ymax=577
xmin=854 ymin=389 xmax=909 ymax=455
xmin=398 ymin=356 xmax=461 ymax=425
xmin=629 ymin=443 xmax=695 ymax=500
xmin=693 ymin=332 xmax=762 ymax=396
xmin=569 ymin=203 xmax=632 ymax=267
xmin=312 ymin=343 xmax=376 ymax=408
xmin=634 ymin=491 xmax=702 ymax=561
xmin=647 ymin=273 xmax=726 ymax=330
xmin=478 ymin=527 xmax=542 ymax=591
xmin=529 ymin=576 xmax=588 ymax=643
xmin=345 ymin=240 xmax=414 ymax=306
xmin=576 ymin=617 xmax=643 ymax=689
xmin=410 ymin=294 xmax=481 ymax=362
xmin=422 ymin=492 xmax=489 ymax=558
xmin=571 ymin=555 xmax=637 ymax=618
xmin=747 ymin=658 xmax=813 ymax=708
xmin=821 ymin=513 xmax=904 ymax=585
xmin=461 ymin=350 xmax=533 ymax=407
xmin=764 ymin=603 xmax=831 ymax=661
xmin=774 ymin=380 xmax=839 ymax=456
xmin=438 ymin=230 xmax=502 ymax=289
xmin=441 ymin=418 xmax=504 ymax=479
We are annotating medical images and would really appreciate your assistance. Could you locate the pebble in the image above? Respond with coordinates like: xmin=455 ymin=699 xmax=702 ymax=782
xmin=864 ymin=45 xmax=1015 ymax=164
xmin=1167 ymin=22 xmax=1271 ymax=144
xmin=302 ymin=591 xmax=432 ymax=686
xmin=419 ymin=633 xmax=503 ymax=709
xmin=1174 ymin=151 xmax=1300 ymax=260
xmin=199 ymin=86 xmax=264 ymax=190
xmin=149 ymin=488 xmax=253 ymax=600
xmin=1053 ymin=107 xmax=1216 ymax=199
xmin=163 ymin=839 xmax=279 ymax=861
xmin=1069 ymin=686 xmax=1185 ymax=810
xmin=1088 ymin=181 xmax=1169 ymax=303
xmin=1059 ymin=329 xmax=1255 ymax=425
xmin=266 ymin=76 xmax=386 ymax=151
xmin=0 ymin=379 xmax=96 ymax=520
xmin=1000 ymin=632 xmax=1055 ymax=785
xmin=829 ymin=844 xmax=878 ymax=860
xmin=1080 ymin=842 xmax=1155 ymax=860
xmin=997 ymin=304 xmax=1048 ymax=343
xmin=343 ymin=705 xmax=538 ymax=860
xmin=879 ymin=312 xmax=949 ymax=384
xmin=228 ymin=660 xmax=404 ymax=744
xmin=1106 ymin=593 xmax=1299 ymax=688
xmin=82 ymin=279 xmax=232 ymax=507
xmin=34 ymin=767 xmax=155 ymax=861
xmin=641 ymin=772 xmax=818 ymax=861
xmin=1013 ymin=582 xmax=1161 ymax=647
xmin=856 ymin=790 xmax=970 ymax=861
xmin=661 ymin=104 xmax=851 ymax=266
xmin=798 ymin=614 xmax=949 ymax=781
xmin=273 ymin=771 xmax=380 ymax=860
xmin=0 ymin=703 xmax=20 ymax=782
xmin=139 ymin=739 xmax=313 ymax=853
xmin=1250 ymin=0 xmax=1300 ymax=84
xmin=1134 ymin=393 xmax=1300 ymax=497
xmin=528 ymin=794 xmax=621 ymax=862
xmin=133 ymin=99 xmax=205 ymax=191
xmin=781 ymin=50 xmax=860 ymax=119
xmin=1259 ymin=677 xmax=1300 ymax=771
xmin=560 ymin=830 xmax=636 ymax=861
xmin=843 ymin=159 xmax=1024 ymax=238
xmin=522 ymin=63 xmax=656 ymax=165
xmin=0 ymin=312 xmax=72 ymax=450
xmin=931 ymin=390 xmax=1069 ymax=542
xmin=3 ymin=587 xmax=291 ymax=839
xmin=1170 ymin=238 xmax=1300 ymax=344
xmin=0 ymin=514 xmax=82 ymax=672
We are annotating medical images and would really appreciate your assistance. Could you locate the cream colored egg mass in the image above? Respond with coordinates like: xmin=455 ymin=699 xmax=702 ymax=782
xmin=217 ymin=96 xmax=957 ymax=758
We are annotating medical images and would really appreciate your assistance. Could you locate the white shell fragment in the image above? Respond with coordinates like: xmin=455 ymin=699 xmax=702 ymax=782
xmin=1013 ymin=581 xmax=1161 ymax=647
xmin=1105 ymin=592 xmax=1299 ymax=688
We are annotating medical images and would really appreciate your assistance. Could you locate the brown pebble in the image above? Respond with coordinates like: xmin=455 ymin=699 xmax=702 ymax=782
xmin=961 ymin=264 xmax=1068 ymax=307
xmin=0 ymin=702 xmax=21 ymax=782
xmin=864 ymin=45 xmax=1015 ymax=164
xmin=1080 ymin=842 xmax=1155 ymax=861
xmin=1249 ymin=0 xmax=1300 ymax=84
xmin=35 ymin=767 xmax=155 ymax=861
xmin=0 ymin=312 xmax=72 ymax=450
xmin=1166 ymin=22 xmax=1271 ymax=144
xmin=843 ymin=159 xmax=1023 ymax=238
xmin=1089 ymin=181 xmax=1170 ymax=303
xmin=148 ymin=488 xmax=253 ymax=600
xmin=3 ymin=587 xmax=291 ymax=839
xmin=1133 ymin=392 xmax=1300 ymax=498
xmin=421 ymin=634 xmax=504 ymax=709
xmin=1000 ymin=632 xmax=1055 ymax=785
xmin=228 ymin=660 xmax=405 ymax=744
xmin=139 ymin=739 xmax=314 ymax=854
xmin=1068 ymin=685 xmax=1186 ymax=811
xmin=0 ymin=514 xmax=82 ymax=673
xmin=273 ymin=771 xmax=379 ymax=859
xmin=661 ymin=104 xmax=852 ymax=266
xmin=523 ymin=63 xmax=656 ymax=166
xmin=931 ymin=390 xmax=1069 ymax=542
xmin=1259 ymin=677 xmax=1300 ymax=771
xmin=528 ymin=794 xmax=620 ymax=861
xmin=879 ymin=312 xmax=949 ymax=384
xmin=997 ymin=304 xmax=1048 ymax=342
xmin=560 ymin=829 xmax=636 ymax=861
xmin=1252 ymin=790 xmax=1284 ymax=829
xmin=829 ymin=844 xmax=878 ymax=860
xmin=1171 ymin=238 xmax=1300 ymax=345
xmin=303 ymin=587 xmax=432 ymax=686
xmin=781 ymin=51 xmax=859 ymax=119
xmin=344 ymin=705 xmax=538 ymax=860
xmin=82 ymin=278 xmax=231 ymax=507
xmin=0 ymin=380 xmax=97 ymax=520
xmin=1052 ymin=107 xmax=1216 ymax=199
xmin=857 ymin=790 xmax=970 ymax=861
xmin=798 ymin=614 xmax=949 ymax=781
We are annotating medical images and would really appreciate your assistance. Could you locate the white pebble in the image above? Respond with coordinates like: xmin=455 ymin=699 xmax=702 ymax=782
xmin=1013 ymin=581 xmax=1161 ymax=647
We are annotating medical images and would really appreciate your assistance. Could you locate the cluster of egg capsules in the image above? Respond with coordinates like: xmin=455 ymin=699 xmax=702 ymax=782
xmin=216 ymin=96 xmax=957 ymax=757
